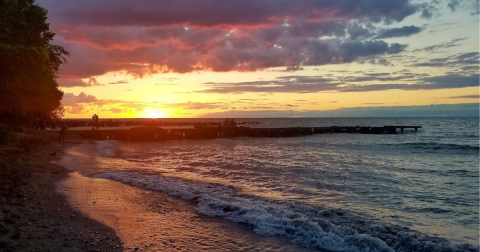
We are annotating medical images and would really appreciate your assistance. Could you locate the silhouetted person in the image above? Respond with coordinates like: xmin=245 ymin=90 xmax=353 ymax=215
xmin=95 ymin=114 xmax=99 ymax=130
xmin=92 ymin=114 xmax=96 ymax=130
xmin=51 ymin=121 xmax=56 ymax=131
xmin=59 ymin=122 xmax=67 ymax=142
xmin=91 ymin=114 xmax=100 ymax=130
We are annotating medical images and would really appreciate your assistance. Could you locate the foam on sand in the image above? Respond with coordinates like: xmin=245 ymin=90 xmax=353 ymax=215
xmin=96 ymin=171 xmax=478 ymax=252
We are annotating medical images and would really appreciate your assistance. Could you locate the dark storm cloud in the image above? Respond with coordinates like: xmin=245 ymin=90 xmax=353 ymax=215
xmin=375 ymin=25 xmax=422 ymax=39
xmin=337 ymin=40 xmax=406 ymax=62
xmin=39 ymin=0 xmax=418 ymax=27
xmin=204 ymin=38 xmax=406 ymax=72
xmin=35 ymin=0 xmax=421 ymax=77
xmin=53 ymin=24 xmax=407 ymax=77
xmin=346 ymin=23 xmax=376 ymax=40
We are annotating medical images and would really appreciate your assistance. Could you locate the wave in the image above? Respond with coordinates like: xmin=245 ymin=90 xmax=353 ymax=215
xmin=395 ymin=142 xmax=479 ymax=152
xmin=96 ymin=172 xmax=478 ymax=252
xmin=403 ymin=207 xmax=453 ymax=214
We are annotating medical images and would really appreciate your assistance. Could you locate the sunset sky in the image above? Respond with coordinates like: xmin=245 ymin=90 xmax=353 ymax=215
xmin=38 ymin=0 xmax=479 ymax=118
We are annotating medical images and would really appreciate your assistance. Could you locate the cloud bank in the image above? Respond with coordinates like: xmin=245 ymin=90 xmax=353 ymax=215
xmin=37 ymin=0 xmax=426 ymax=79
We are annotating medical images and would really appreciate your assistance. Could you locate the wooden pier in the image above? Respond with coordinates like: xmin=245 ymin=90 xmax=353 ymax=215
xmin=77 ymin=125 xmax=422 ymax=141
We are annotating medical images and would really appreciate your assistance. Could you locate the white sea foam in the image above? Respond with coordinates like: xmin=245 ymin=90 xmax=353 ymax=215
xmin=95 ymin=171 xmax=476 ymax=252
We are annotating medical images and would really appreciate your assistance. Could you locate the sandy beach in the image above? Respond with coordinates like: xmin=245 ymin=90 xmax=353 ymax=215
xmin=54 ymin=142 xmax=319 ymax=252
xmin=1 ymin=129 xmax=317 ymax=252
xmin=57 ymin=171 xmax=318 ymax=252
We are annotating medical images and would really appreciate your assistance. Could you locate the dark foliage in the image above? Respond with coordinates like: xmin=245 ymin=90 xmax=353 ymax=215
xmin=0 ymin=0 xmax=68 ymax=125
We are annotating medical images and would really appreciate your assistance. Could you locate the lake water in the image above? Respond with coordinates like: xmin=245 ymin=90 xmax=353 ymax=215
xmin=56 ymin=117 xmax=479 ymax=251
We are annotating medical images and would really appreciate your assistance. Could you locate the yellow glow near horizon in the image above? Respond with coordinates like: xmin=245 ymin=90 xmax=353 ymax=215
xmin=142 ymin=107 xmax=169 ymax=118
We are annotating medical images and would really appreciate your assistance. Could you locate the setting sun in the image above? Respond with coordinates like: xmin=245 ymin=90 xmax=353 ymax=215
xmin=142 ymin=107 xmax=168 ymax=118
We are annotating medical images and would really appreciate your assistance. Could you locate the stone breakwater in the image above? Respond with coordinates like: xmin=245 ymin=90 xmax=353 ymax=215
xmin=78 ymin=125 xmax=422 ymax=141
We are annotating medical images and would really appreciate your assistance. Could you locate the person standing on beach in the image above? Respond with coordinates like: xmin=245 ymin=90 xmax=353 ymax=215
xmin=91 ymin=114 xmax=100 ymax=130
xmin=59 ymin=122 xmax=67 ymax=142
xmin=92 ymin=114 xmax=96 ymax=130
xmin=95 ymin=114 xmax=100 ymax=130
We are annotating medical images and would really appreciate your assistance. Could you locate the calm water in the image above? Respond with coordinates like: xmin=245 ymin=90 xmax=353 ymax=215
xmin=57 ymin=117 xmax=479 ymax=251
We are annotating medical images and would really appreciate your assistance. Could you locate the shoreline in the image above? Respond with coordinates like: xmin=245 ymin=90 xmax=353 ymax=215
xmin=0 ymin=129 xmax=123 ymax=252
xmin=3 ymin=127 xmax=477 ymax=251
xmin=54 ymin=138 xmax=319 ymax=252
xmin=0 ymin=128 xmax=317 ymax=251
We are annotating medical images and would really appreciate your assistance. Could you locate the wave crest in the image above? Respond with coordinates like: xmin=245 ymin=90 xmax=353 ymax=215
xmin=95 ymin=172 xmax=478 ymax=252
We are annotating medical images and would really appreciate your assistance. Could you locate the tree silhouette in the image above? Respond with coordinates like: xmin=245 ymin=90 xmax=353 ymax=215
xmin=0 ymin=0 xmax=68 ymax=125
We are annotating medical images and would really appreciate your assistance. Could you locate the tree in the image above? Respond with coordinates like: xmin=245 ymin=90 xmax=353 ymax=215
xmin=0 ymin=0 xmax=68 ymax=125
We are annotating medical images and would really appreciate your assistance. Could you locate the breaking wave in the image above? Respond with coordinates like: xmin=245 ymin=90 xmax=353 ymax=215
xmin=96 ymin=172 xmax=478 ymax=252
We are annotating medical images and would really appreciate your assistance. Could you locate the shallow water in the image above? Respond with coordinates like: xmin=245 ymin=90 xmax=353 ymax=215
xmin=55 ymin=117 xmax=479 ymax=251
xmin=58 ymin=172 xmax=317 ymax=252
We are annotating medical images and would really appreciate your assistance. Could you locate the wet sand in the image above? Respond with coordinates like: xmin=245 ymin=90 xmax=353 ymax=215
xmin=56 ymin=167 xmax=320 ymax=251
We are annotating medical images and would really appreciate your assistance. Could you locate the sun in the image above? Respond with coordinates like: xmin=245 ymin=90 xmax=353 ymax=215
xmin=143 ymin=107 xmax=168 ymax=118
